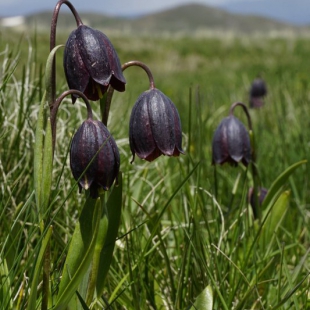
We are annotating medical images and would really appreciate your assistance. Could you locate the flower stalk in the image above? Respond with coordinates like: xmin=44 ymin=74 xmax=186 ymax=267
xmin=102 ymin=60 xmax=155 ymax=126
xmin=50 ymin=0 xmax=83 ymax=107
xmin=229 ymin=102 xmax=261 ymax=220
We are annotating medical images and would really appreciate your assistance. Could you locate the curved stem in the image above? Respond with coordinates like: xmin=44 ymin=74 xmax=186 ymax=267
xmin=122 ymin=60 xmax=156 ymax=89
xmin=229 ymin=102 xmax=261 ymax=220
xmin=229 ymin=102 xmax=252 ymax=131
xmin=51 ymin=89 xmax=93 ymax=152
xmin=229 ymin=101 xmax=255 ymax=162
xmin=102 ymin=60 xmax=156 ymax=126
xmin=50 ymin=0 xmax=83 ymax=106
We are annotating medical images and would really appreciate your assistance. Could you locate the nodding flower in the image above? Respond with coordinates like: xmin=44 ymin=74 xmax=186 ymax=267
xmin=129 ymin=88 xmax=184 ymax=162
xmin=249 ymin=78 xmax=267 ymax=108
xmin=70 ymin=118 xmax=120 ymax=198
xmin=212 ymin=115 xmax=251 ymax=166
xmin=64 ymin=24 xmax=126 ymax=103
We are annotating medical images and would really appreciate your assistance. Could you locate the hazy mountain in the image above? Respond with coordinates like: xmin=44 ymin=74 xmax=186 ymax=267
xmin=220 ymin=0 xmax=310 ymax=26
xmin=1 ymin=3 xmax=307 ymax=35
xmin=125 ymin=3 xmax=301 ymax=34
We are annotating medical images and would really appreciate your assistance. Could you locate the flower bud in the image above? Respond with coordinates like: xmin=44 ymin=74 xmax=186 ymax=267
xmin=70 ymin=119 xmax=120 ymax=198
xmin=64 ymin=25 xmax=126 ymax=103
xmin=248 ymin=187 xmax=268 ymax=218
xmin=129 ymin=88 xmax=184 ymax=162
xmin=212 ymin=115 xmax=251 ymax=166
xmin=249 ymin=78 xmax=267 ymax=108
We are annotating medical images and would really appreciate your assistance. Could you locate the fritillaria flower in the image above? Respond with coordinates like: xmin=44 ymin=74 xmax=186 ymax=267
xmin=212 ymin=115 xmax=251 ymax=166
xmin=70 ymin=118 xmax=120 ymax=198
xmin=249 ymin=78 xmax=267 ymax=108
xmin=129 ymin=88 xmax=184 ymax=162
xmin=248 ymin=187 xmax=268 ymax=218
xmin=64 ymin=24 xmax=126 ymax=103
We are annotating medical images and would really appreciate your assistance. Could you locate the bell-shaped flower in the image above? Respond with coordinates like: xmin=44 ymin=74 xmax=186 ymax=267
xmin=249 ymin=78 xmax=267 ymax=108
xmin=70 ymin=118 xmax=120 ymax=198
xmin=212 ymin=115 xmax=251 ymax=166
xmin=248 ymin=187 xmax=268 ymax=218
xmin=129 ymin=88 xmax=184 ymax=162
xmin=64 ymin=24 xmax=126 ymax=103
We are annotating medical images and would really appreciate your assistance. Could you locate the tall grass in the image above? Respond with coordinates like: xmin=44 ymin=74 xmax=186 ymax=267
xmin=0 ymin=28 xmax=309 ymax=309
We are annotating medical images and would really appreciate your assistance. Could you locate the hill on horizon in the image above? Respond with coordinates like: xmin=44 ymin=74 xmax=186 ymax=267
xmin=1 ymin=3 xmax=308 ymax=36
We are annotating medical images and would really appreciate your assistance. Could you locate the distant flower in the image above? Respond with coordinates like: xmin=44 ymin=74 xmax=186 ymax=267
xmin=212 ymin=115 xmax=251 ymax=166
xmin=248 ymin=187 xmax=268 ymax=218
xmin=70 ymin=118 xmax=120 ymax=198
xmin=129 ymin=88 xmax=184 ymax=162
xmin=249 ymin=78 xmax=267 ymax=108
xmin=64 ymin=25 xmax=126 ymax=103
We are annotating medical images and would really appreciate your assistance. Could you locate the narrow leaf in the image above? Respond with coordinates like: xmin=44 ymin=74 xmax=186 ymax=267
xmin=76 ymin=291 xmax=90 ymax=310
xmin=260 ymin=191 xmax=290 ymax=251
xmin=0 ymin=258 xmax=13 ymax=309
xmin=190 ymin=285 xmax=213 ymax=310
xmin=27 ymin=226 xmax=53 ymax=310
xmin=262 ymin=160 xmax=306 ymax=211
xmin=96 ymin=173 xmax=123 ymax=295
xmin=34 ymin=92 xmax=46 ymax=211
xmin=40 ymin=117 xmax=53 ymax=215
xmin=55 ymin=197 xmax=101 ymax=310
xmin=45 ymin=44 xmax=64 ymax=105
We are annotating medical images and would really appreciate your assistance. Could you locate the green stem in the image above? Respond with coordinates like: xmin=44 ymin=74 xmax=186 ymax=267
xmin=50 ymin=0 xmax=83 ymax=106
xmin=50 ymin=89 xmax=93 ymax=153
xmin=230 ymin=101 xmax=261 ymax=220
xmin=101 ymin=60 xmax=156 ymax=126
xmin=85 ymin=194 xmax=109 ymax=305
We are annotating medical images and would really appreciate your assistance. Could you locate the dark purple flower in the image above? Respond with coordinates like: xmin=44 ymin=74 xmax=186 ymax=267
xmin=249 ymin=78 xmax=267 ymax=108
xmin=248 ymin=187 xmax=268 ymax=218
xmin=129 ymin=88 xmax=184 ymax=162
xmin=70 ymin=118 xmax=120 ymax=198
xmin=64 ymin=25 xmax=126 ymax=103
xmin=212 ymin=115 xmax=251 ymax=166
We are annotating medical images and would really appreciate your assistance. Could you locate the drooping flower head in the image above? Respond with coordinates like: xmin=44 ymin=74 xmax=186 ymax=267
xmin=129 ymin=88 xmax=184 ymax=162
xmin=64 ymin=24 xmax=126 ymax=103
xmin=249 ymin=78 xmax=267 ymax=108
xmin=70 ymin=118 xmax=120 ymax=198
xmin=212 ymin=115 xmax=251 ymax=166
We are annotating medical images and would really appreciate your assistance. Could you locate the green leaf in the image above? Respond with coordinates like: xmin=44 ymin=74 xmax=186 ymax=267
xmin=55 ymin=197 xmax=101 ymax=310
xmin=41 ymin=117 xmax=53 ymax=214
xmin=0 ymin=258 xmax=13 ymax=309
xmin=34 ymin=92 xmax=46 ymax=213
xmin=33 ymin=91 xmax=53 ymax=231
xmin=96 ymin=173 xmax=123 ymax=296
xmin=260 ymin=191 xmax=290 ymax=252
xmin=27 ymin=226 xmax=53 ymax=310
xmin=261 ymin=160 xmax=306 ymax=212
xmin=76 ymin=291 xmax=90 ymax=310
xmin=190 ymin=285 xmax=213 ymax=310
xmin=85 ymin=199 xmax=109 ymax=304
xmin=45 ymin=44 xmax=64 ymax=105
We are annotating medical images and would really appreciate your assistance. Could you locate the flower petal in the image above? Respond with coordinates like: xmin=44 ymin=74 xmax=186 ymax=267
xmin=129 ymin=90 xmax=157 ymax=160
xmin=64 ymin=29 xmax=90 ymax=102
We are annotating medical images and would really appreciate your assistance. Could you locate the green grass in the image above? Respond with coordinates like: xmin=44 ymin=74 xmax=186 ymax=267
xmin=0 ymin=26 xmax=310 ymax=310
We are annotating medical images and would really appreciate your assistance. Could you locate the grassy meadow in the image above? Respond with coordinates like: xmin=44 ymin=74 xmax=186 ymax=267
xmin=0 ymin=24 xmax=310 ymax=309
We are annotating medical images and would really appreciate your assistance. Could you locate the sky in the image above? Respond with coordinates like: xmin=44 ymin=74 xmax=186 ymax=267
xmin=0 ymin=0 xmax=241 ymax=17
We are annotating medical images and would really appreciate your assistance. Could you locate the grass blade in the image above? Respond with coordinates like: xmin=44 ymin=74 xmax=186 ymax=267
xmin=26 ymin=226 xmax=53 ymax=310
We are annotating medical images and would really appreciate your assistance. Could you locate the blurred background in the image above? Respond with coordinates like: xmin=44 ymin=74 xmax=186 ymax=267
xmin=0 ymin=0 xmax=310 ymax=33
